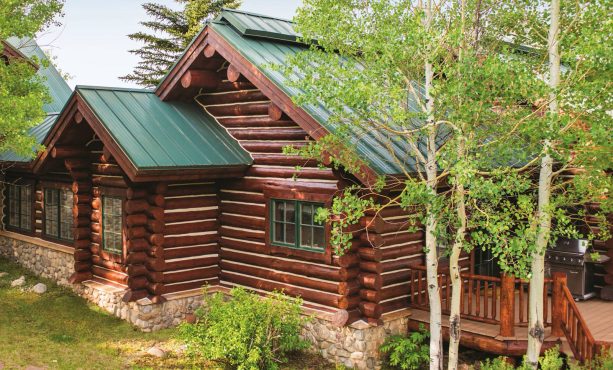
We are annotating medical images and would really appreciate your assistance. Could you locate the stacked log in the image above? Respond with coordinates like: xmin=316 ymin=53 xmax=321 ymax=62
xmin=66 ymin=158 xmax=94 ymax=283
xmin=123 ymin=185 xmax=154 ymax=302
xmin=194 ymin=63 xmax=361 ymax=323
xmin=160 ymin=182 xmax=220 ymax=295
xmin=34 ymin=183 xmax=43 ymax=237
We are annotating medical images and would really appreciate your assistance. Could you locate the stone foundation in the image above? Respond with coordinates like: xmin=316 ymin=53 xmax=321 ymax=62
xmin=0 ymin=232 xmax=411 ymax=369
xmin=304 ymin=313 xmax=410 ymax=369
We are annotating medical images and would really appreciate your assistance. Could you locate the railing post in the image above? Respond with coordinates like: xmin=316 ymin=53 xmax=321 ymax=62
xmin=499 ymin=273 xmax=515 ymax=337
xmin=551 ymin=272 xmax=567 ymax=337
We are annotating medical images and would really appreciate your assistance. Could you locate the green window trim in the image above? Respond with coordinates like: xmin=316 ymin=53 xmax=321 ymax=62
xmin=44 ymin=188 xmax=74 ymax=241
xmin=6 ymin=183 xmax=32 ymax=232
xmin=102 ymin=196 xmax=123 ymax=255
xmin=270 ymin=199 xmax=326 ymax=253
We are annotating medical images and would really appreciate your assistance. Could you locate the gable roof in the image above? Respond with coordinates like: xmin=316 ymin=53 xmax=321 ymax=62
xmin=156 ymin=9 xmax=419 ymax=180
xmin=0 ymin=38 xmax=72 ymax=163
xmin=74 ymin=86 xmax=252 ymax=170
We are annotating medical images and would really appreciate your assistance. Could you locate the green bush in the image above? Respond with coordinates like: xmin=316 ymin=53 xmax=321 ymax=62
xmin=479 ymin=357 xmax=515 ymax=370
xmin=379 ymin=324 xmax=429 ymax=370
xmin=179 ymin=287 xmax=310 ymax=370
xmin=570 ymin=348 xmax=613 ymax=370
xmin=538 ymin=347 xmax=564 ymax=370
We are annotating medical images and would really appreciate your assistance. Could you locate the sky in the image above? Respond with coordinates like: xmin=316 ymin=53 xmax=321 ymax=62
xmin=37 ymin=0 xmax=302 ymax=89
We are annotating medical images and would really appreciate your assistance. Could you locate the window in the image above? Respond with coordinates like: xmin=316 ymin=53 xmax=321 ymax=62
xmin=44 ymin=188 xmax=74 ymax=241
xmin=271 ymin=199 xmax=325 ymax=252
xmin=102 ymin=196 xmax=123 ymax=254
xmin=6 ymin=183 xmax=32 ymax=231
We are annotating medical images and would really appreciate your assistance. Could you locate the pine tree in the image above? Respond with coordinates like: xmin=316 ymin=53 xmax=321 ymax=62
xmin=121 ymin=0 xmax=240 ymax=88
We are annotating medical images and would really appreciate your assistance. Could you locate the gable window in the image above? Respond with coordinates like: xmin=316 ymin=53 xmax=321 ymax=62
xmin=271 ymin=199 xmax=325 ymax=252
xmin=6 ymin=183 xmax=32 ymax=231
xmin=44 ymin=188 xmax=74 ymax=241
xmin=102 ymin=196 xmax=123 ymax=255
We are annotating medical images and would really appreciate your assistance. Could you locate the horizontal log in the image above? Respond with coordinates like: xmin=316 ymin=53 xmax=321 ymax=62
xmin=73 ymin=227 xmax=90 ymax=240
xmin=91 ymin=255 xmax=125 ymax=273
xmin=217 ymin=116 xmax=296 ymax=128
xmin=239 ymin=141 xmax=307 ymax=153
xmin=69 ymin=271 xmax=93 ymax=284
xmin=92 ymin=176 xmax=126 ymax=188
xmin=181 ymin=69 xmax=219 ymax=89
xmin=146 ymin=219 xmax=165 ymax=234
xmin=148 ymin=233 xmax=165 ymax=247
xmin=64 ymin=158 xmax=89 ymax=171
xmin=125 ymin=252 xmax=147 ymax=265
xmin=74 ymin=194 xmax=92 ymax=205
xmin=251 ymin=153 xmax=318 ymax=167
xmin=126 ymin=214 xmax=148 ymax=227
xmin=220 ymin=202 xmax=265 ymax=217
xmin=127 ymin=238 xmax=149 ymax=252
xmin=74 ymin=239 xmax=91 ymax=249
xmin=361 ymin=230 xmax=425 ymax=249
xmin=125 ymin=199 xmax=149 ymax=214
xmin=164 ymin=255 xmax=219 ymax=271
xmin=165 ymin=196 xmax=217 ymax=210
xmin=228 ymin=128 xmax=306 ymax=141
xmin=245 ymin=166 xmax=337 ymax=180
xmin=74 ymin=261 xmax=92 ymax=272
xmin=52 ymin=146 xmax=89 ymax=159
xmin=151 ymin=182 xmax=168 ymax=195
xmin=74 ymin=249 xmax=92 ymax=261
xmin=197 ymin=90 xmax=266 ymax=106
xmin=91 ymin=163 xmax=123 ymax=176
xmin=164 ymin=209 xmax=218 ymax=223
xmin=160 ymin=278 xmax=218 ymax=295
xmin=72 ymin=181 xmax=91 ymax=194
xmin=148 ymin=194 xmax=165 ymax=207
xmin=127 ymin=264 xmax=148 ymax=277
xmin=164 ymin=233 xmax=217 ymax=248
xmin=359 ymin=301 xmax=382 ymax=319
xmin=160 ymin=266 xmax=219 ymax=284
xmin=146 ymin=207 xmax=164 ymax=221
xmin=122 ymin=289 xmax=148 ymax=302
xmin=92 ymin=266 xmax=128 ymax=285
xmin=166 ymin=183 xmax=217 ymax=197
xmin=127 ymin=226 xmax=147 ymax=240
xmin=219 ymin=226 xmax=263 ymax=242
xmin=220 ymin=236 xmax=268 ymax=254
xmin=268 ymin=102 xmax=289 ymax=121
xmin=126 ymin=187 xmax=147 ymax=200
xmin=214 ymin=80 xmax=256 ymax=92
xmin=163 ymin=244 xmax=218 ymax=259
xmin=220 ymin=271 xmax=346 ymax=309
xmin=360 ymin=273 xmax=382 ymax=290
xmin=127 ymin=276 xmax=149 ymax=290
xmin=358 ymin=242 xmax=423 ymax=262
xmin=206 ymin=102 xmax=269 ymax=117
xmin=360 ymin=255 xmax=423 ymax=274
xmin=221 ymin=178 xmax=339 ymax=194
xmin=221 ymin=260 xmax=343 ymax=295
xmin=90 ymin=210 xmax=101 ymax=223
xmin=165 ymin=220 xmax=218 ymax=235
xmin=332 ymin=253 xmax=360 ymax=268
xmin=220 ymin=213 xmax=265 ymax=230
xmin=219 ymin=190 xmax=264 ymax=204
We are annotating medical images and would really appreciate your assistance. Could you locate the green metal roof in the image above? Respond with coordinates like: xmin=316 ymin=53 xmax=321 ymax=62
xmin=212 ymin=9 xmax=419 ymax=175
xmin=0 ymin=38 xmax=72 ymax=162
xmin=76 ymin=86 xmax=252 ymax=170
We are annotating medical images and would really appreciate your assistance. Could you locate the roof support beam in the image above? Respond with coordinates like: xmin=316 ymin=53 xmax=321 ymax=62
xmin=227 ymin=64 xmax=248 ymax=83
xmin=180 ymin=70 xmax=220 ymax=89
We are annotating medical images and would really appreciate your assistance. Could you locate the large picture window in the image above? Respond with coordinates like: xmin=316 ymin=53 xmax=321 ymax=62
xmin=44 ymin=188 xmax=74 ymax=241
xmin=102 ymin=196 xmax=123 ymax=255
xmin=6 ymin=183 xmax=32 ymax=231
xmin=270 ymin=199 xmax=325 ymax=253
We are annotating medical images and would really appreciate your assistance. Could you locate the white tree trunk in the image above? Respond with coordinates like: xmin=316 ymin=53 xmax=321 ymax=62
xmin=526 ymin=0 xmax=560 ymax=366
xmin=448 ymin=140 xmax=467 ymax=370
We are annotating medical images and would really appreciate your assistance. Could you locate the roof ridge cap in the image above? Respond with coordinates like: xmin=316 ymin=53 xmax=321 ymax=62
xmin=220 ymin=8 xmax=295 ymax=24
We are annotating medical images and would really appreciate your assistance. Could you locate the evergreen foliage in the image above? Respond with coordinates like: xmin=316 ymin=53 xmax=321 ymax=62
xmin=121 ymin=0 xmax=240 ymax=87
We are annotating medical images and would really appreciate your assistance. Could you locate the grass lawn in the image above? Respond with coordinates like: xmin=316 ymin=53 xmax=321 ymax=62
xmin=0 ymin=257 xmax=332 ymax=369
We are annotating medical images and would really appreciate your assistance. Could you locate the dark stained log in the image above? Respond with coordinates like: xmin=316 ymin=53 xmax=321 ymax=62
xmin=164 ymin=233 xmax=217 ymax=248
xmin=148 ymin=233 xmax=165 ymax=247
xmin=125 ymin=199 xmax=149 ymax=214
xmin=74 ymin=239 xmax=91 ymax=249
xmin=220 ymin=213 xmax=265 ymax=229
xmin=219 ymin=190 xmax=264 ymax=204
xmin=361 ymin=230 xmax=425 ymax=248
xmin=215 ymin=80 xmax=256 ymax=92
xmin=127 ymin=264 xmax=148 ymax=277
xmin=91 ymin=163 xmax=123 ymax=176
xmin=251 ymin=153 xmax=318 ymax=167
xmin=239 ymin=140 xmax=307 ymax=153
xmin=74 ymin=261 xmax=92 ymax=272
xmin=74 ymin=194 xmax=92 ymax=205
xmin=122 ymin=289 xmax=148 ymax=302
xmin=164 ymin=209 xmax=218 ymax=223
xmin=145 ymin=258 xmax=166 ymax=272
xmin=166 ymin=196 xmax=217 ymax=210
xmin=217 ymin=116 xmax=296 ymax=128
xmin=92 ymin=176 xmax=127 ymax=188
xmin=166 ymin=183 xmax=217 ymax=197
xmin=91 ymin=222 xmax=101 ymax=234
xmin=101 ymin=146 xmax=113 ymax=163
xmin=165 ymin=220 xmax=218 ymax=235
xmin=219 ymin=226 xmax=263 ymax=242
xmin=147 ymin=194 xmax=165 ymax=207
xmin=220 ymin=271 xmax=347 ymax=308
xmin=127 ymin=276 xmax=149 ymax=290
xmin=359 ymin=243 xmax=423 ymax=262
xmin=126 ymin=213 xmax=148 ymax=227
xmin=220 ymin=202 xmax=264 ymax=217
xmin=127 ymin=226 xmax=147 ymax=240
xmin=74 ymin=111 xmax=84 ymax=124
xmin=359 ymin=301 xmax=382 ymax=319
xmin=125 ymin=252 xmax=148 ymax=265
xmin=52 ymin=146 xmax=88 ymax=159
xmin=92 ymin=266 xmax=128 ymax=284
xmin=91 ymin=256 xmax=126 ymax=273
xmin=73 ymin=227 xmax=90 ymax=240
xmin=69 ymin=171 xmax=90 ymax=181
xmin=74 ymin=249 xmax=92 ymax=261
xmin=151 ymin=182 xmax=168 ymax=195
xmin=228 ymin=128 xmax=307 ymax=141
xmin=161 ymin=266 xmax=219 ymax=284
xmin=126 ymin=187 xmax=147 ymax=200
xmin=227 ymin=64 xmax=248 ymax=83
xmin=90 ymin=210 xmax=101 ymax=223
xmin=146 ymin=207 xmax=165 ymax=220
xmin=220 ymin=260 xmax=344 ymax=295
xmin=146 ymin=219 xmax=165 ymax=234
xmin=268 ymin=102 xmax=288 ymax=121
xmin=181 ymin=69 xmax=220 ymax=89
xmin=333 ymin=253 xmax=360 ymax=268
xmin=91 ymin=198 xmax=101 ymax=210
xmin=245 ymin=166 xmax=336 ymax=180
xmin=205 ymin=102 xmax=269 ymax=117
xmin=160 ymin=278 xmax=219 ymax=295
xmin=360 ymin=273 xmax=382 ymax=290
xmin=69 ymin=271 xmax=93 ymax=284
xmin=127 ymin=238 xmax=149 ymax=252
xmin=163 ymin=244 xmax=217 ymax=259
xmin=197 ymin=90 xmax=267 ymax=105
xmin=220 ymin=237 xmax=268 ymax=254
xmin=64 ymin=158 xmax=89 ymax=171
xmin=72 ymin=181 xmax=91 ymax=194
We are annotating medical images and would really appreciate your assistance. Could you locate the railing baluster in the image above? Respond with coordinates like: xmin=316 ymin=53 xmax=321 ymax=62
xmin=475 ymin=280 xmax=481 ymax=317
xmin=467 ymin=278 xmax=472 ymax=316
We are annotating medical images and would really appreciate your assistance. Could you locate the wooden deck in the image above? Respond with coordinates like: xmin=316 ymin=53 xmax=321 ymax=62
xmin=575 ymin=299 xmax=613 ymax=344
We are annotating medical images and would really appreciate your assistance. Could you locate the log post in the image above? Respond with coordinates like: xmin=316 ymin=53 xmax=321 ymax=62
xmin=499 ymin=273 xmax=515 ymax=337
xmin=551 ymin=272 xmax=567 ymax=337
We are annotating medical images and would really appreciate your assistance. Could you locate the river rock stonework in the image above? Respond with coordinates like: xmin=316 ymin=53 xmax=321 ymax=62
xmin=303 ymin=314 xmax=410 ymax=369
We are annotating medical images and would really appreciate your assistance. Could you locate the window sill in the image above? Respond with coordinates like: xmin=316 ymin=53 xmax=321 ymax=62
xmin=0 ymin=230 xmax=74 ymax=255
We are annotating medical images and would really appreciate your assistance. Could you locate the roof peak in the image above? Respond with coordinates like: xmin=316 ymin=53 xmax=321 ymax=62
xmin=75 ymin=85 xmax=154 ymax=94
xmin=219 ymin=8 xmax=295 ymax=24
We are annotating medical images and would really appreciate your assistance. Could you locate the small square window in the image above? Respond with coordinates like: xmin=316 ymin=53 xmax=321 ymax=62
xmin=5 ymin=183 xmax=32 ymax=231
xmin=102 ymin=196 xmax=123 ymax=255
xmin=44 ymin=188 xmax=73 ymax=241
xmin=270 ymin=199 xmax=325 ymax=253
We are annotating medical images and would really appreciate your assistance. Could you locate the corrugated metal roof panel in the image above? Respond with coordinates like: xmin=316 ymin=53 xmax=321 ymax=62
xmin=218 ymin=9 xmax=301 ymax=43
xmin=211 ymin=14 xmax=417 ymax=175
xmin=0 ymin=114 xmax=58 ymax=162
xmin=77 ymin=86 xmax=252 ymax=170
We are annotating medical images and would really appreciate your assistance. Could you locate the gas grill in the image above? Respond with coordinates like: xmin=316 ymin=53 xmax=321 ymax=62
xmin=545 ymin=239 xmax=596 ymax=300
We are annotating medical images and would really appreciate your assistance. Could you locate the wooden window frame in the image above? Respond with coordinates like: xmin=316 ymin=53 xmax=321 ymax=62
xmin=41 ymin=181 xmax=74 ymax=246
xmin=264 ymin=185 xmax=332 ymax=264
xmin=98 ymin=187 xmax=126 ymax=263
xmin=4 ymin=178 xmax=35 ymax=235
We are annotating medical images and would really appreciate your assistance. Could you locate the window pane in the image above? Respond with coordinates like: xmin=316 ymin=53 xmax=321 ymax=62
xmin=301 ymin=225 xmax=312 ymax=247
xmin=274 ymin=222 xmax=285 ymax=243
xmin=20 ymin=186 xmax=31 ymax=230
xmin=60 ymin=190 xmax=73 ymax=240
xmin=274 ymin=201 xmax=285 ymax=222
xmin=301 ymin=204 xmax=313 ymax=225
xmin=44 ymin=189 xmax=58 ymax=237
xmin=8 ymin=185 xmax=18 ymax=227
xmin=312 ymin=227 xmax=325 ymax=249
xmin=285 ymin=202 xmax=295 ymax=223
xmin=103 ymin=197 xmax=122 ymax=254
xmin=285 ymin=223 xmax=295 ymax=244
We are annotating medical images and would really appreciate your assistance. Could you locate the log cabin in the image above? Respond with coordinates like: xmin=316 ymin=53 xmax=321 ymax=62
xmin=0 ymin=10 xmax=611 ymax=367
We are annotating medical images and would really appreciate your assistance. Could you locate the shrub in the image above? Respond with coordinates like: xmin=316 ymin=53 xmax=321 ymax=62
xmin=570 ymin=348 xmax=613 ymax=370
xmin=538 ymin=347 xmax=564 ymax=370
xmin=379 ymin=324 xmax=429 ymax=370
xmin=479 ymin=357 xmax=515 ymax=370
xmin=179 ymin=287 xmax=310 ymax=370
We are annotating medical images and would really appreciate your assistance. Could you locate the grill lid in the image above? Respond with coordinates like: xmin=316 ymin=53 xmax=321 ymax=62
xmin=550 ymin=238 xmax=590 ymax=255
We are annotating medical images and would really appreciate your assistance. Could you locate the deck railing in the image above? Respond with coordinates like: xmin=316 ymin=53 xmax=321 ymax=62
xmin=409 ymin=267 xmax=604 ymax=363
